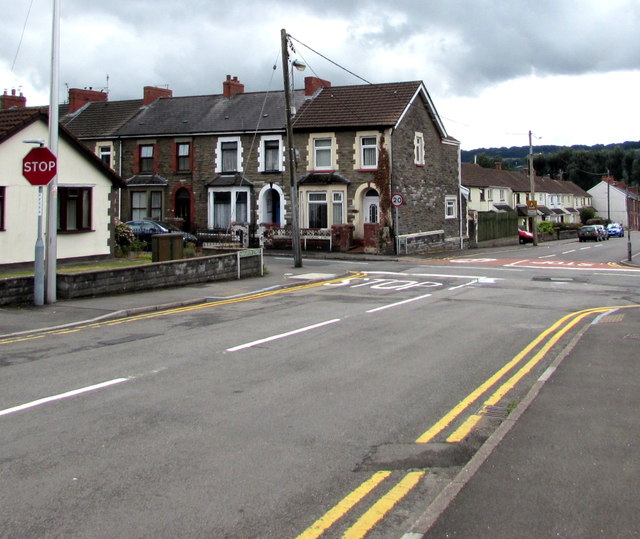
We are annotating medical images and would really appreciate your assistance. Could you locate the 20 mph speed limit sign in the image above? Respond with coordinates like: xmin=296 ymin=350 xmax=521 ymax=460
xmin=391 ymin=193 xmax=404 ymax=207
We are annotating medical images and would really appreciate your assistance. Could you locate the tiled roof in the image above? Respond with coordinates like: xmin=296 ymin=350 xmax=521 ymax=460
xmin=462 ymin=163 xmax=591 ymax=195
xmin=461 ymin=163 xmax=530 ymax=191
xmin=0 ymin=107 xmax=47 ymax=143
xmin=62 ymin=99 xmax=143 ymax=138
xmin=125 ymin=174 xmax=168 ymax=186
xmin=206 ymin=174 xmax=254 ymax=187
xmin=0 ymin=106 xmax=124 ymax=187
xmin=116 ymin=91 xmax=305 ymax=137
xmin=298 ymin=172 xmax=351 ymax=185
xmin=292 ymin=81 xmax=427 ymax=130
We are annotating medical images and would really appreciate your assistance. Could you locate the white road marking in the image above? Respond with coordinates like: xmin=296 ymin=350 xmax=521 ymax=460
xmin=366 ymin=293 xmax=433 ymax=313
xmin=538 ymin=366 xmax=556 ymax=382
xmin=0 ymin=378 xmax=128 ymax=418
xmin=448 ymin=280 xmax=478 ymax=291
xmin=226 ymin=319 xmax=341 ymax=352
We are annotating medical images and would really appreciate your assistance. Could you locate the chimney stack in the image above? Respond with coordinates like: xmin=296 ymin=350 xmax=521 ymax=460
xmin=68 ymin=87 xmax=108 ymax=113
xmin=143 ymin=86 xmax=172 ymax=106
xmin=304 ymin=76 xmax=331 ymax=97
xmin=1 ymin=89 xmax=27 ymax=109
xmin=223 ymin=75 xmax=244 ymax=98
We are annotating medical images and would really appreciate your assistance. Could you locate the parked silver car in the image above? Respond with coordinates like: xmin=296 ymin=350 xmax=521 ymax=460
xmin=593 ymin=224 xmax=608 ymax=241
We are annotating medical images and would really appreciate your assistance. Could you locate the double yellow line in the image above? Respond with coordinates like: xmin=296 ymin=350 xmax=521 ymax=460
xmin=296 ymin=304 xmax=638 ymax=539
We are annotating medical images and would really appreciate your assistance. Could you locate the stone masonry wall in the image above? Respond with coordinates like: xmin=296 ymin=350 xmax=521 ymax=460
xmin=0 ymin=252 xmax=262 ymax=306
xmin=391 ymin=99 xmax=461 ymax=238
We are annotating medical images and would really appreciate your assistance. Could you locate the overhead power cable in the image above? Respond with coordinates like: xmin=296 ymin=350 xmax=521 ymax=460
xmin=11 ymin=0 xmax=35 ymax=73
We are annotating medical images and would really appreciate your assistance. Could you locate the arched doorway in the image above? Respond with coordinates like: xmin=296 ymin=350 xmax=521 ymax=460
xmin=259 ymin=185 xmax=284 ymax=225
xmin=265 ymin=188 xmax=281 ymax=224
xmin=175 ymin=187 xmax=192 ymax=230
xmin=363 ymin=188 xmax=380 ymax=224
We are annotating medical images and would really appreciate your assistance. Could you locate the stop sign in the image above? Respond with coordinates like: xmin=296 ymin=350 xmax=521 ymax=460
xmin=22 ymin=147 xmax=57 ymax=186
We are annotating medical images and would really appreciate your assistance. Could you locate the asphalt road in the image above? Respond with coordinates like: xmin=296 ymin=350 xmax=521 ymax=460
xmin=1 ymin=238 xmax=638 ymax=538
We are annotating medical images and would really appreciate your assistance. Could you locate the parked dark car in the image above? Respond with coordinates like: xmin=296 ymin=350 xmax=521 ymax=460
xmin=518 ymin=226 xmax=534 ymax=244
xmin=578 ymin=225 xmax=600 ymax=242
xmin=607 ymin=223 xmax=624 ymax=237
xmin=125 ymin=220 xmax=198 ymax=247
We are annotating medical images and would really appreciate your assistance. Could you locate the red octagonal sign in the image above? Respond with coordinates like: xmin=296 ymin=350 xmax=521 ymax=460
xmin=22 ymin=147 xmax=57 ymax=186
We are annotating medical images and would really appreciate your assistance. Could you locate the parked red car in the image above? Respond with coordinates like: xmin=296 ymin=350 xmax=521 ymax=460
xmin=518 ymin=226 xmax=534 ymax=244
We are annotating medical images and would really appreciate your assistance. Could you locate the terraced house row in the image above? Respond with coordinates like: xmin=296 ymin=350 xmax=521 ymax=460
xmin=40 ymin=74 xmax=464 ymax=256
xmin=462 ymin=162 xmax=593 ymax=228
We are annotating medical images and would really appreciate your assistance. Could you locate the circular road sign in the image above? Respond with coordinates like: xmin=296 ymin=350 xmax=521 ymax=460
xmin=391 ymin=193 xmax=404 ymax=207
xmin=22 ymin=147 xmax=57 ymax=186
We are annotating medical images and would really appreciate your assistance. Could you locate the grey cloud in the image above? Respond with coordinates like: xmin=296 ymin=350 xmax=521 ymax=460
xmin=3 ymin=0 xmax=640 ymax=103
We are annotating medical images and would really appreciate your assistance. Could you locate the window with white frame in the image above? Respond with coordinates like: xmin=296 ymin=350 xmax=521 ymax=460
xmin=360 ymin=136 xmax=377 ymax=169
xmin=131 ymin=191 xmax=163 ymax=220
xmin=445 ymin=196 xmax=457 ymax=219
xmin=332 ymin=191 xmax=344 ymax=224
xmin=208 ymin=188 xmax=250 ymax=229
xmin=176 ymin=142 xmax=191 ymax=172
xmin=99 ymin=145 xmax=112 ymax=168
xmin=499 ymin=189 xmax=505 ymax=201
xmin=313 ymin=138 xmax=332 ymax=170
xmin=139 ymin=144 xmax=154 ymax=173
xmin=216 ymin=137 xmax=242 ymax=174
xmin=308 ymin=192 xmax=328 ymax=228
xmin=414 ymin=132 xmax=425 ymax=165
xmin=260 ymin=136 xmax=282 ymax=172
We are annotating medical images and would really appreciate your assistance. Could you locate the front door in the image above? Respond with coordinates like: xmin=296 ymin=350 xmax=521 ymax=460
xmin=175 ymin=188 xmax=191 ymax=230
xmin=363 ymin=188 xmax=380 ymax=223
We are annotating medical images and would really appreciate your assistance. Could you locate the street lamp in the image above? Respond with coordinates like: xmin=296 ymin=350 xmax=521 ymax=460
xmin=281 ymin=29 xmax=303 ymax=267
xmin=528 ymin=130 xmax=541 ymax=246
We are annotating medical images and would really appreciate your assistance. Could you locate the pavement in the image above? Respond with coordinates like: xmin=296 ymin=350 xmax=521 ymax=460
xmin=2 ymin=251 xmax=640 ymax=538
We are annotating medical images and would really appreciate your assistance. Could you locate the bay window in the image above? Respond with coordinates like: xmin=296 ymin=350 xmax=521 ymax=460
xmin=208 ymin=188 xmax=250 ymax=229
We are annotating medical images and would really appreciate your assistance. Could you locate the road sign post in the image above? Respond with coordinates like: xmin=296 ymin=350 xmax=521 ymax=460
xmin=391 ymin=193 xmax=404 ymax=254
xmin=22 ymin=146 xmax=57 ymax=306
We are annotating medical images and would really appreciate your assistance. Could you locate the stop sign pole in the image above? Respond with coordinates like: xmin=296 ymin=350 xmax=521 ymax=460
xmin=22 ymin=143 xmax=57 ymax=306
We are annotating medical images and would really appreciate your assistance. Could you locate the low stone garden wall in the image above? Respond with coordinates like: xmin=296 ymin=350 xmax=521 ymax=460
xmin=0 ymin=250 xmax=262 ymax=306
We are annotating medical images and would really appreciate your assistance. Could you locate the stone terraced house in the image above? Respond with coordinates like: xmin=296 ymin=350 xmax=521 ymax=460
xmin=42 ymin=75 xmax=463 ymax=255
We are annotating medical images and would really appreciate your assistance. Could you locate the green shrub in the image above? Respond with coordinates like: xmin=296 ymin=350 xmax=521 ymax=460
xmin=537 ymin=221 xmax=554 ymax=235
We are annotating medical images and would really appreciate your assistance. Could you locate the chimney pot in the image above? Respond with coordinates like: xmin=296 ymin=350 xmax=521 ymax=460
xmin=223 ymin=75 xmax=245 ymax=98
xmin=1 ymin=88 xmax=27 ymax=109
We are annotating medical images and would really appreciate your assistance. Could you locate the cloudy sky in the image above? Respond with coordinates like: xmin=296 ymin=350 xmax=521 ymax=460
xmin=2 ymin=0 xmax=639 ymax=150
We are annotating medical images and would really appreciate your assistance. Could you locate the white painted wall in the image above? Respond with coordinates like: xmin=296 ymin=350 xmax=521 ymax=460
xmin=588 ymin=182 xmax=628 ymax=226
xmin=1 ymin=119 xmax=114 ymax=265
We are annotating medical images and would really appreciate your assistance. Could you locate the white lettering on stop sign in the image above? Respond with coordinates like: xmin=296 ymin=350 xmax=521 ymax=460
xmin=22 ymin=147 xmax=57 ymax=186
xmin=24 ymin=160 xmax=56 ymax=173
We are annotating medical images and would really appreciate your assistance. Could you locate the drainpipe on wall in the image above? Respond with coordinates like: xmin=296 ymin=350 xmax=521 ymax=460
xmin=118 ymin=138 xmax=124 ymax=220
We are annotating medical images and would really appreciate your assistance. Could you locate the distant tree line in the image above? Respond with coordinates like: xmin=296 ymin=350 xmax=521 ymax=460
xmin=462 ymin=141 xmax=640 ymax=191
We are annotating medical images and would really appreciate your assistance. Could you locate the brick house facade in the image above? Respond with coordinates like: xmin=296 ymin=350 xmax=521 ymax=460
xmin=51 ymin=76 xmax=463 ymax=254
